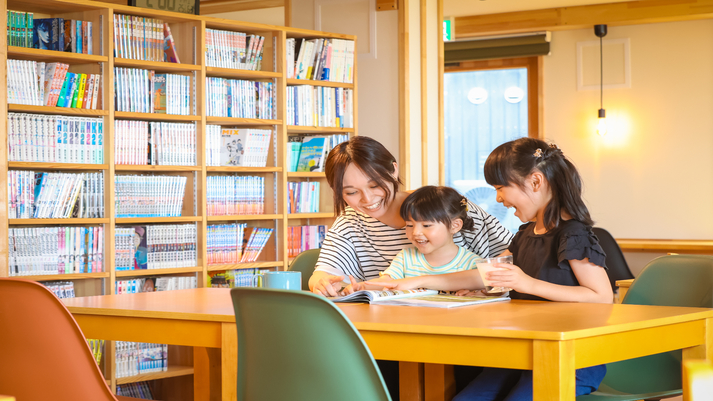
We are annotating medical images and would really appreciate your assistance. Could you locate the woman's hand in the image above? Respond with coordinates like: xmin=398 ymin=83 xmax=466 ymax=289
xmin=486 ymin=263 xmax=535 ymax=293
xmin=310 ymin=274 xmax=346 ymax=297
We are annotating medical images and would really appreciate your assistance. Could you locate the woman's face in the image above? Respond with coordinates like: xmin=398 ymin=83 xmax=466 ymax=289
xmin=341 ymin=163 xmax=393 ymax=220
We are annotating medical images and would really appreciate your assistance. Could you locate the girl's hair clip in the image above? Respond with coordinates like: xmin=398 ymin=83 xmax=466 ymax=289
xmin=460 ymin=198 xmax=469 ymax=211
xmin=533 ymin=148 xmax=543 ymax=158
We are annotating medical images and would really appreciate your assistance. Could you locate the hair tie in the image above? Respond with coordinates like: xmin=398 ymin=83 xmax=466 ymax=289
xmin=533 ymin=148 xmax=543 ymax=158
xmin=460 ymin=198 xmax=469 ymax=211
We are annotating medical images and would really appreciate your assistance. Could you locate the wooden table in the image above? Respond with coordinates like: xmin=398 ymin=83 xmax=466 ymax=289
xmin=64 ymin=288 xmax=713 ymax=401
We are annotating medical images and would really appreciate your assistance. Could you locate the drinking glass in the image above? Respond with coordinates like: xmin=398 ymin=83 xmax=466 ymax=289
xmin=475 ymin=255 xmax=513 ymax=294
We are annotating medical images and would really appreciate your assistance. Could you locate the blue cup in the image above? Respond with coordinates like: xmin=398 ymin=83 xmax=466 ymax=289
xmin=253 ymin=271 xmax=302 ymax=290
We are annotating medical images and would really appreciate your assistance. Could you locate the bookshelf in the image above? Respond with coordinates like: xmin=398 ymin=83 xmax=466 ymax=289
xmin=0 ymin=0 xmax=356 ymax=398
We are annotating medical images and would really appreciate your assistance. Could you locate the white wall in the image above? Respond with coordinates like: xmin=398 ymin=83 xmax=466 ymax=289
xmin=292 ymin=0 xmax=400 ymax=163
xmin=543 ymin=20 xmax=713 ymax=272
xmin=204 ymin=7 xmax=285 ymax=26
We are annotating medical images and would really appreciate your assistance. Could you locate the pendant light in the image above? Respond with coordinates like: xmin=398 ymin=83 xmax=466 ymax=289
xmin=595 ymin=24 xmax=608 ymax=136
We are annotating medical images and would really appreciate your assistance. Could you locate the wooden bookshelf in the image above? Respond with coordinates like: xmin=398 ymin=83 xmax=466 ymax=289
xmin=0 ymin=0 xmax=356 ymax=397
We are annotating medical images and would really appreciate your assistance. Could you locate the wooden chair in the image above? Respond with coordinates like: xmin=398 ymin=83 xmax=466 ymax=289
xmin=0 ymin=278 xmax=142 ymax=401
xmin=684 ymin=360 xmax=713 ymax=401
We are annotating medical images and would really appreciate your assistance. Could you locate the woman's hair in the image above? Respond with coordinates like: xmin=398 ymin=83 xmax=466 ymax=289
xmin=325 ymin=136 xmax=402 ymax=216
xmin=484 ymin=137 xmax=593 ymax=229
xmin=399 ymin=186 xmax=475 ymax=231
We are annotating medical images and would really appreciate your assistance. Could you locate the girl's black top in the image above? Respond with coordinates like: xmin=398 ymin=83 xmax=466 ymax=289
xmin=508 ymin=219 xmax=607 ymax=301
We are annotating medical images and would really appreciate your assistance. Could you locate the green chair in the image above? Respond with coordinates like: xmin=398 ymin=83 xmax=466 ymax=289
xmin=578 ymin=254 xmax=713 ymax=401
xmin=288 ymin=248 xmax=321 ymax=291
xmin=230 ymin=287 xmax=391 ymax=401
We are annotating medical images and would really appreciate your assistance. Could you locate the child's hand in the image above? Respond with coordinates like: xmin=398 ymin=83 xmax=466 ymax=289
xmin=380 ymin=277 xmax=424 ymax=291
xmin=342 ymin=276 xmax=398 ymax=295
xmin=486 ymin=263 xmax=535 ymax=293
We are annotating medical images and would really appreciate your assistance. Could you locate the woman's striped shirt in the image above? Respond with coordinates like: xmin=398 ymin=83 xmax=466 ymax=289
xmin=315 ymin=200 xmax=513 ymax=281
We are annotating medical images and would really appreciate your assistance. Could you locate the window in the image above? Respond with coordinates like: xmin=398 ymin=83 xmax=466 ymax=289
xmin=444 ymin=57 xmax=541 ymax=233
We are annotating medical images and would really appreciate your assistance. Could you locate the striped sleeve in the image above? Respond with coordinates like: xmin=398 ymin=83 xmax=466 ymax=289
xmin=382 ymin=250 xmax=406 ymax=279
xmin=315 ymin=226 xmax=363 ymax=280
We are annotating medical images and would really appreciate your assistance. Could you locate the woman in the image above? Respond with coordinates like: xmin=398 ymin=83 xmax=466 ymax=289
xmin=309 ymin=136 xmax=513 ymax=296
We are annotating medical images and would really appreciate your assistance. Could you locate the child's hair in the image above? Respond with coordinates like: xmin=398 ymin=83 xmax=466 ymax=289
xmin=400 ymin=186 xmax=475 ymax=231
xmin=484 ymin=137 xmax=593 ymax=229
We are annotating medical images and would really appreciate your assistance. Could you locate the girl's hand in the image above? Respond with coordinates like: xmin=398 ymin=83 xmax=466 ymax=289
xmin=486 ymin=263 xmax=536 ymax=293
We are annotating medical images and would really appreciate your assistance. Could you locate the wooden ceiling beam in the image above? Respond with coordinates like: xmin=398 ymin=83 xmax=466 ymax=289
xmin=200 ymin=0 xmax=283 ymax=15
xmin=455 ymin=0 xmax=713 ymax=38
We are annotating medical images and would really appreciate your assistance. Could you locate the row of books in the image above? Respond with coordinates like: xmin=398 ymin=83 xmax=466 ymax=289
xmin=205 ymin=28 xmax=264 ymax=71
xmin=206 ymin=224 xmax=273 ymax=265
xmin=116 ymin=382 xmax=155 ymax=400
xmin=287 ymin=181 xmax=321 ymax=214
xmin=208 ymin=268 xmax=260 ymax=288
xmin=8 ymin=171 xmax=105 ymax=219
xmin=114 ymin=175 xmax=186 ymax=218
xmin=8 ymin=113 xmax=105 ymax=164
xmin=113 ymin=14 xmax=178 ymax=63
xmin=286 ymin=85 xmax=354 ymax=128
xmin=206 ymin=175 xmax=265 ymax=216
xmin=88 ymin=339 xmax=104 ymax=365
xmin=287 ymin=134 xmax=349 ymax=172
xmin=116 ymin=276 xmax=198 ymax=294
xmin=115 ymin=224 xmax=197 ymax=271
xmin=114 ymin=68 xmax=191 ymax=115
xmin=115 ymin=342 xmax=167 ymax=379
xmin=44 ymin=281 xmax=76 ymax=299
xmin=205 ymin=78 xmax=274 ymax=119
xmin=7 ymin=60 xmax=101 ymax=109
xmin=286 ymin=38 xmax=355 ymax=83
xmin=8 ymin=226 xmax=104 ymax=277
xmin=115 ymin=121 xmax=196 ymax=166
xmin=206 ymin=128 xmax=272 ymax=167
xmin=287 ymin=225 xmax=327 ymax=258
xmin=8 ymin=11 xmax=93 ymax=54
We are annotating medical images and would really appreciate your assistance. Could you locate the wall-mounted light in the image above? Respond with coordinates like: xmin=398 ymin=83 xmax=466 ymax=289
xmin=595 ymin=24 xmax=608 ymax=136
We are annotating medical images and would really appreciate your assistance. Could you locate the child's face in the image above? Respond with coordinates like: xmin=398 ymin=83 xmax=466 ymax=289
xmin=494 ymin=175 xmax=545 ymax=223
xmin=405 ymin=219 xmax=458 ymax=256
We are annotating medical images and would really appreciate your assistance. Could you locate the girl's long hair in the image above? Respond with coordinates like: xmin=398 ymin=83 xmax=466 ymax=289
xmin=484 ymin=138 xmax=593 ymax=229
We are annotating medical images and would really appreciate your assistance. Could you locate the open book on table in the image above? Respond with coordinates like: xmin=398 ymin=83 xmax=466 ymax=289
xmin=329 ymin=289 xmax=510 ymax=308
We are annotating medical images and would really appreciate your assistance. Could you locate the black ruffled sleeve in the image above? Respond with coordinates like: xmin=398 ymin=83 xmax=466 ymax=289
xmin=556 ymin=224 xmax=607 ymax=271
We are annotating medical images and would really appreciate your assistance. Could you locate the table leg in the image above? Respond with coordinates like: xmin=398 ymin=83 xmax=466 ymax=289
xmin=424 ymin=363 xmax=455 ymax=401
xmin=400 ymin=362 xmax=425 ymax=401
xmin=682 ymin=317 xmax=713 ymax=401
xmin=193 ymin=346 xmax=220 ymax=401
xmin=533 ymin=340 xmax=575 ymax=401
xmin=221 ymin=322 xmax=238 ymax=401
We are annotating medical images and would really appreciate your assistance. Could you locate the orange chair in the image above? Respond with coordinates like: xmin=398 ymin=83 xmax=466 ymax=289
xmin=0 ymin=278 xmax=142 ymax=401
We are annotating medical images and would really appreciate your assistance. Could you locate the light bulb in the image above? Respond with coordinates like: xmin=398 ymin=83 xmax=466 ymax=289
xmin=597 ymin=109 xmax=607 ymax=136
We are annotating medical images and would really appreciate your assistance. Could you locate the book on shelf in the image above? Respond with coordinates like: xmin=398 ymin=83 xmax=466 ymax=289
xmin=208 ymin=268 xmax=261 ymax=288
xmin=240 ymin=227 xmax=274 ymax=263
xmin=114 ymin=120 xmax=196 ymax=166
xmin=371 ymin=294 xmax=511 ymax=308
xmin=7 ymin=10 xmax=34 ymax=48
xmin=286 ymin=85 xmax=354 ymax=128
xmin=115 ymin=341 xmax=167 ymax=379
xmin=207 ymin=223 xmax=246 ymax=265
xmin=205 ymin=77 xmax=275 ymax=119
xmin=286 ymin=37 xmax=355 ymax=83
xmin=115 ymin=224 xmax=197 ymax=270
xmin=287 ymin=181 xmax=320 ymax=214
xmin=8 ymin=226 xmax=104 ymax=276
xmin=117 ymin=382 xmax=155 ymax=400
xmin=115 ymin=276 xmax=197 ymax=294
xmin=206 ymin=175 xmax=264 ymax=216
xmin=33 ymin=18 xmax=63 ymax=51
xmin=295 ymin=135 xmax=328 ymax=172
xmin=114 ymin=67 xmax=190 ymax=115
xmin=43 ymin=281 xmax=76 ymax=299
xmin=205 ymin=29 xmax=265 ymax=70
xmin=163 ymin=23 xmax=180 ymax=63
xmin=216 ymin=128 xmax=272 ymax=167
xmin=288 ymin=225 xmax=326 ymax=258
xmin=114 ymin=175 xmax=186 ymax=218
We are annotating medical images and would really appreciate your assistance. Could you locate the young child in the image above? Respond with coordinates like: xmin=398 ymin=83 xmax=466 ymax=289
xmin=385 ymin=138 xmax=613 ymax=400
xmin=346 ymin=185 xmax=481 ymax=290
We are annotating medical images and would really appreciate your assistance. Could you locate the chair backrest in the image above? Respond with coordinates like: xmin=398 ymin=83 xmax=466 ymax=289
xmin=0 ymin=278 xmax=119 ymax=401
xmin=230 ymin=287 xmax=391 ymax=401
xmin=592 ymin=227 xmax=634 ymax=290
xmin=598 ymin=255 xmax=713 ymax=395
xmin=288 ymin=248 xmax=321 ymax=291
